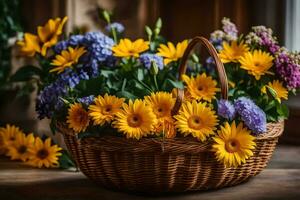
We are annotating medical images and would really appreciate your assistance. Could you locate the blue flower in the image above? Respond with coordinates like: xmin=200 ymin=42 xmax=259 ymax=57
xmin=78 ymin=95 xmax=95 ymax=106
xmin=82 ymin=32 xmax=115 ymax=76
xmin=139 ymin=53 xmax=164 ymax=70
xmin=234 ymin=97 xmax=267 ymax=134
xmin=53 ymin=41 xmax=68 ymax=53
xmin=59 ymin=69 xmax=89 ymax=88
xmin=36 ymin=69 xmax=90 ymax=119
xmin=68 ymin=35 xmax=85 ymax=46
xmin=105 ymin=22 xmax=125 ymax=33
xmin=218 ymin=99 xmax=236 ymax=120
xmin=36 ymin=81 xmax=67 ymax=119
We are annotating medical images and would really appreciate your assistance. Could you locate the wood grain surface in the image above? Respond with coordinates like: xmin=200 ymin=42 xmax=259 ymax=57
xmin=0 ymin=145 xmax=300 ymax=200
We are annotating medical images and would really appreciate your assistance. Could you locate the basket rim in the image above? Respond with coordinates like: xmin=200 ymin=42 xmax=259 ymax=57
xmin=58 ymin=120 xmax=284 ymax=154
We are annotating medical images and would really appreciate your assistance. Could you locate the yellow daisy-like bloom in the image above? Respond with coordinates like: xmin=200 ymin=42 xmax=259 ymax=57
xmin=174 ymin=100 xmax=218 ymax=142
xmin=113 ymin=99 xmax=157 ymax=139
xmin=112 ymin=38 xmax=149 ymax=58
xmin=67 ymin=103 xmax=90 ymax=133
xmin=212 ymin=121 xmax=256 ymax=168
xmin=219 ymin=41 xmax=249 ymax=63
xmin=6 ymin=133 xmax=35 ymax=162
xmin=182 ymin=73 xmax=220 ymax=102
xmin=89 ymin=94 xmax=125 ymax=126
xmin=17 ymin=33 xmax=41 ymax=57
xmin=0 ymin=124 xmax=24 ymax=154
xmin=50 ymin=46 xmax=86 ymax=74
xmin=145 ymin=92 xmax=176 ymax=138
xmin=38 ymin=16 xmax=68 ymax=56
xmin=27 ymin=137 xmax=62 ymax=168
xmin=157 ymin=40 xmax=188 ymax=65
xmin=261 ymin=80 xmax=288 ymax=103
xmin=239 ymin=50 xmax=274 ymax=80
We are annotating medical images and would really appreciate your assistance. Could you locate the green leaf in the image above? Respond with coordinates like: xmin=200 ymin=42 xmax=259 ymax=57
xmin=116 ymin=90 xmax=138 ymax=100
xmin=10 ymin=65 xmax=42 ymax=82
xmin=166 ymin=79 xmax=184 ymax=89
xmin=100 ymin=69 xmax=115 ymax=78
xmin=136 ymin=68 xmax=144 ymax=81
xmin=59 ymin=150 xmax=75 ymax=169
xmin=265 ymin=100 xmax=276 ymax=111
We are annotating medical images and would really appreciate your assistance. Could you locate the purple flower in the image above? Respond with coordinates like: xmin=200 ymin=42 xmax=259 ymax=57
xmin=218 ymin=99 xmax=236 ymax=120
xmin=222 ymin=18 xmax=238 ymax=41
xmin=245 ymin=26 xmax=280 ymax=55
xmin=275 ymin=52 xmax=300 ymax=89
xmin=78 ymin=95 xmax=95 ymax=105
xmin=105 ymin=22 xmax=125 ymax=33
xmin=139 ymin=53 xmax=164 ymax=70
xmin=234 ymin=97 xmax=267 ymax=134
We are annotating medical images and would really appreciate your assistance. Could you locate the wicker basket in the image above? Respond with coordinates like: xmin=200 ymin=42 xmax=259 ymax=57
xmin=57 ymin=37 xmax=284 ymax=193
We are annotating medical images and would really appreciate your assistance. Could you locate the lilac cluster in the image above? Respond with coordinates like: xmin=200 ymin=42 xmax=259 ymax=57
xmin=217 ymin=99 xmax=236 ymax=120
xmin=139 ymin=53 xmax=164 ymax=70
xmin=245 ymin=26 xmax=280 ymax=54
xmin=105 ymin=22 xmax=125 ymax=33
xmin=36 ymin=69 xmax=90 ymax=119
xmin=275 ymin=52 xmax=300 ymax=89
xmin=209 ymin=18 xmax=238 ymax=51
xmin=234 ymin=97 xmax=267 ymax=134
xmin=53 ymin=32 xmax=115 ymax=77
xmin=222 ymin=18 xmax=238 ymax=41
xmin=78 ymin=95 xmax=95 ymax=106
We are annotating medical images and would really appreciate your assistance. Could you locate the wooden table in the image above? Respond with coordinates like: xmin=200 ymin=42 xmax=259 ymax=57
xmin=1 ymin=145 xmax=300 ymax=200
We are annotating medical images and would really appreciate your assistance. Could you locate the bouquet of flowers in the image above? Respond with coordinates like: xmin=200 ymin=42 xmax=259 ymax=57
xmin=15 ymin=12 xmax=299 ymax=172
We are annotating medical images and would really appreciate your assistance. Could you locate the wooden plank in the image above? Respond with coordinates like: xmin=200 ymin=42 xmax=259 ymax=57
xmin=1 ymin=145 xmax=300 ymax=199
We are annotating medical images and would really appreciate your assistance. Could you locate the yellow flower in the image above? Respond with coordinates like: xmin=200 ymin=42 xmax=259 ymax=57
xmin=219 ymin=41 xmax=249 ymax=63
xmin=261 ymin=80 xmax=288 ymax=103
xmin=38 ymin=16 xmax=68 ymax=56
xmin=212 ymin=121 xmax=256 ymax=168
xmin=89 ymin=94 xmax=125 ymax=125
xmin=50 ymin=46 xmax=86 ymax=74
xmin=17 ymin=33 xmax=41 ymax=57
xmin=0 ymin=124 xmax=24 ymax=155
xmin=157 ymin=40 xmax=188 ymax=65
xmin=174 ymin=100 xmax=218 ymax=142
xmin=113 ymin=99 xmax=157 ymax=139
xmin=182 ymin=73 xmax=220 ymax=102
xmin=6 ymin=133 xmax=35 ymax=162
xmin=112 ymin=38 xmax=149 ymax=58
xmin=239 ymin=50 xmax=274 ymax=80
xmin=67 ymin=103 xmax=90 ymax=133
xmin=145 ymin=92 xmax=176 ymax=138
xmin=27 ymin=137 xmax=62 ymax=168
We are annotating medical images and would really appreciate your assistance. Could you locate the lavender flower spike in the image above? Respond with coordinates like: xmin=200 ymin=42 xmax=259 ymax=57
xmin=234 ymin=97 xmax=267 ymax=134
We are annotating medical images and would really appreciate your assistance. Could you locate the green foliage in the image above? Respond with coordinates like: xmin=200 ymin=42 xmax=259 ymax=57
xmin=59 ymin=150 xmax=75 ymax=169
xmin=0 ymin=0 xmax=22 ymax=92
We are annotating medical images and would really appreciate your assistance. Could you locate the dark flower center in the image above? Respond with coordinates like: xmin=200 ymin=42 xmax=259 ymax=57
xmin=18 ymin=145 xmax=27 ymax=154
xmin=37 ymin=149 xmax=49 ymax=159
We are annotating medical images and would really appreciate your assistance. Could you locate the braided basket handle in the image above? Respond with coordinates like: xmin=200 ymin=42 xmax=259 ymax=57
xmin=171 ymin=36 xmax=228 ymax=115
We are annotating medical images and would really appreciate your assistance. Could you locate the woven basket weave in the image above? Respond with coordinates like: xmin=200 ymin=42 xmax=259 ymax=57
xmin=58 ymin=37 xmax=284 ymax=193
